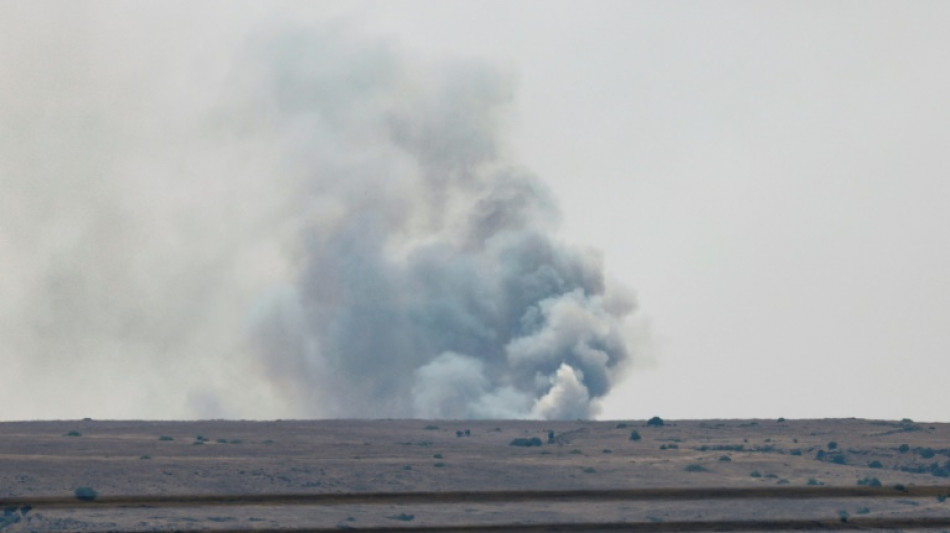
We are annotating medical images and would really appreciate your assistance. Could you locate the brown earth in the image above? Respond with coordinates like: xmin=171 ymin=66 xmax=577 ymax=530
xmin=0 ymin=418 xmax=949 ymax=531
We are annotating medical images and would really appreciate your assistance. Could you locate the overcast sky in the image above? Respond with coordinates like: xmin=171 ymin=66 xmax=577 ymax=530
xmin=2 ymin=2 xmax=949 ymax=421
xmin=346 ymin=1 xmax=950 ymax=422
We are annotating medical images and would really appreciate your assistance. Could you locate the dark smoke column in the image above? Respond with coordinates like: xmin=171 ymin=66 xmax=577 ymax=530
xmin=247 ymin=28 xmax=636 ymax=419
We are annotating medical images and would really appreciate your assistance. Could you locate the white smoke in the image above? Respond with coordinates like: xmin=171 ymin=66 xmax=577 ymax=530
xmin=0 ymin=4 xmax=637 ymax=420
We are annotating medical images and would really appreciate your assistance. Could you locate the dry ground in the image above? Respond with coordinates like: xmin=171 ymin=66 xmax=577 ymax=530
xmin=0 ymin=418 xmax=949 ymax=531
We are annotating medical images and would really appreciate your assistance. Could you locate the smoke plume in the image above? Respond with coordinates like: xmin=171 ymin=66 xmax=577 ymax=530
xmin=0 ymin=5 xmax=636 ymax=419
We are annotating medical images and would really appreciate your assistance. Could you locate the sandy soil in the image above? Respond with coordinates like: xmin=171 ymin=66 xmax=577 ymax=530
xmin=0 ymin=418 xmax=948 ymax=531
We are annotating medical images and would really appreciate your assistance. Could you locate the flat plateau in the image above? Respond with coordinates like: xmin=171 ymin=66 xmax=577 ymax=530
xmin=1 ymin=418 xmax=948 ymax=531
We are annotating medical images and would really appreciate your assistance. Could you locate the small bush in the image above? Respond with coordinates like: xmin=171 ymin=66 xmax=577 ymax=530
xmin=868 ymin=460 xmax=883 ymax=469
xmin=74 ymin=487 xmax=97 ymax=501
xmin=139 ymin=455 xmax=150 ymax=460
xmin=719 ymin=455 xmax=732 ymax=462
xmin=433 ymin=462 xmax=446 ymax=468
xmin=582 ymin=467 xmax=596 ymax=474
xmin=919 ymin=448 xmax=936 ymax=459
xmin=158 ymin=436 xmax=173 ymax=441
xmin=857 ymin=477 xmax=882 ymax=487
xmin=750 ymin=470 xmax=761 ymax=478
xmin=195 ymin=435 xmax=207 ymax=441
xmin=855 ymin=507 xmax=870 ymax=515
xmin=837 ymin=509 xmax=849 ymax=523
xmin=602 ymin=449 xmax=612 ymax=454
xmin=777 ymin=417 xmax=786 ymax=422
xmin=423 ymin=425 xmax=439 ymax=430
xmin=616 ymin=423 xmax=628 ymax=429
xmin=898 ymin=444 xmax=910 ymax=453
xmin=569 ymin=449 xmax=582 ymax=455
xmin=790 ymin=449 xmax=802 ymax=456
xmin=684 ymin=464 xmax=707 ymax=472
xmin=509 ymin=437 xmax=543 ymax=447
xmin=827 ymin=441 xmax=838 ymax=450
xmin=629 ymin=430 xmax=641 ymax=441
xmin=807 ymin=478 xmax=823 ymax=486
xmin=777 ymin=478 xmax=790 ymax=484
xmin=64 ymin=431 xmax=82 ymax=437
xmin=647 ymin=416 xmax=664 ymax=427
xmin=937 ymin=494 xmax=947 ymax=503
xmin=387 ymin=513 xmax=415 ymax=522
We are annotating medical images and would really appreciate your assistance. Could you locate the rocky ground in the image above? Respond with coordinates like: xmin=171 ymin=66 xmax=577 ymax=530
xmin=0 ymin=418 xmax=948 ymax=531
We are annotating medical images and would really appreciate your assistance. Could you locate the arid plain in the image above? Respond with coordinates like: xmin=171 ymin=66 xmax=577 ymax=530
xmin=1 ymin=418 xmax=949 ymax=531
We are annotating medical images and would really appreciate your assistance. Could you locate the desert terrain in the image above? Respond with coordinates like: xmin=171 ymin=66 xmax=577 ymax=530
xmin=0 ymin=418 xmax=949 ymax=531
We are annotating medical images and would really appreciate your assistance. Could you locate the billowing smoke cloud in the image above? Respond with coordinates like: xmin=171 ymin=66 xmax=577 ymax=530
xmin=0 ymin=4 xmax=636 ymax=419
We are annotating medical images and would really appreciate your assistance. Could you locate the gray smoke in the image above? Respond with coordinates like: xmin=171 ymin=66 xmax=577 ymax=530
xmin=0 ymin=5 xmax=636 ymax=419
xmin=244 ymin=29 xmax=637 ymax=419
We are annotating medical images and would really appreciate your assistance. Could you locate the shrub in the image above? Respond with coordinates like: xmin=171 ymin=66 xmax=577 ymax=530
xmin=855 ymin=507 xmax=870 ymax=515
xmin=750 ymin=470 xmax=761 ymax=478
xmin=74 ymin=487 xmax=97 ymax=501
xmin=919 ymin=448 xmax=936 ymax=459
xmin=807 ymin=478 xmax=823 ymax=486
xmin=827 ymin=441 xmax=838 ymax=450
xmin=433 ymin=453 xmax=443 ymax=459
xmin=547 ymin=430 xmax=555 ymax=443
xmin=602 ymin=449 xmax=612 ymax=454
xmin=139 ymin=455 xmax=150 ymax=460
xmin=509 ymin=437 xmax=542 ymax=447
xmin=868 ymin=460 xmax=883 ymax=469
xmin=938 ymin=494 xmax=947 ymax=503
xmin=647 ymin=416 xmax=664 ymax=427
xmin=629 ymin=431 xmax=641 ymax=441
xmin=433 ymin=462 xmax=446 ymax=468
xmin=790 ymin=449 xmax=802 ymax=456
xmin=158 ymin=436 xmax=173 ymax=441
xmin=387 ymin=513 xmax=415 ymax=522
xmin=64 ymin=431 xmax=82 ymax=437
xmin=857 ymin=477 xmax=882 ymax=487
xmin=582 ymin=467 xmax=596 ymax=474
xmin=616 ymin=423 xmax=628 ymax=429
xmin=423 ymin=425 xmax=439 ymax=430
xmin=684 ymin=464 xmax=707 ymax=472
xmin=898 ymin=444 xmax=910 ymax=453
xmin=719 ymin=455 xmax=732 ymax=462
xmin=838 ymin=510 xmax=849 ymax=523
xmin=777 ymin=417 xmax=786 ymax=422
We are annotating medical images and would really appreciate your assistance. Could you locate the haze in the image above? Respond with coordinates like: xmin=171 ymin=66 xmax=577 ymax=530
xmin=1 ymin=2 xmax=948 ymax=422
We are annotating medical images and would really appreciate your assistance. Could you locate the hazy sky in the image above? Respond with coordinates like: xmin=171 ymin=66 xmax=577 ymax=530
xmin=2 ymin=2 xmax=949 ymax=421
xmin=348 ymin=1 xmax=950 ymax=422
